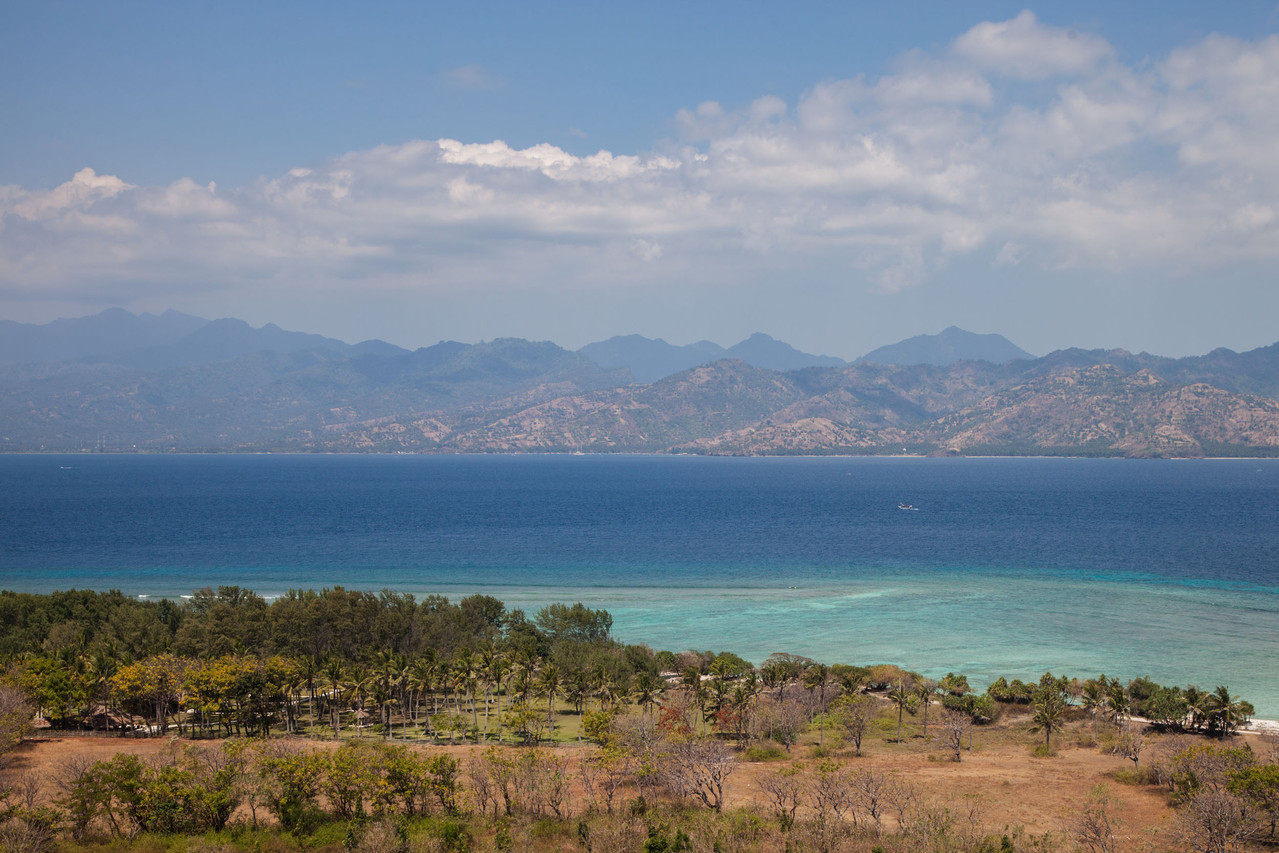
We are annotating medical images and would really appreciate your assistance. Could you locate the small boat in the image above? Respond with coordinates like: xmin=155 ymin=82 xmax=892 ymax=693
xmin=898 ymin=502 xmax=918 ymax=510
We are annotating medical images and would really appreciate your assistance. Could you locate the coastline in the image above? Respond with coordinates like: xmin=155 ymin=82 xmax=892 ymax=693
xmin=7 ymin=449 xmax=1279 ymax=459
xmin=1245 ymin=719 xmax=1279 ymax=736
xmin=5 ymin=454 xmax=1278 ymax=718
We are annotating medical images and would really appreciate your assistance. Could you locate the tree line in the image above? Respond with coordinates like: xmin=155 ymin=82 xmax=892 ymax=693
xmin=0 ymin=585 xmax=1269 ymax=852
xmin=0 ymin=587 xmax=1256 ymax=744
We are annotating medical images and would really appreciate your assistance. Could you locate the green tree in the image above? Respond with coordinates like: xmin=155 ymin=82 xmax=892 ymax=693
xmin=536 ymin=663 xmax=563 ymax=741
xmin=1030 ymin=683 xmax=1068 ymax=753
xmin=533 ymin=603 xmax=612 ymax=643
xmin=1080 ymin=678 xmax=1106 ymax=741
xmin=0 ymin=685 xmax=33 ymax=756
xmin=804 ymin=663 xmax=833 ymax=746
xmin=1229 ymin=764 xmax=1279 ymax=838
xmin=887 ymin=678 xmax=916 ymax=742
xmin=1206 ymin=685 xmax=1252 ymax=738
xmin=633 ymin=670 xmax=664 ymax=720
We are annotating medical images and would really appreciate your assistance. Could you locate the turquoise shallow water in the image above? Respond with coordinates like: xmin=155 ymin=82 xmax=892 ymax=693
xmin=421 ymin=570 xmax=1279 ymax=716
xmin=2 ymin=454 xmax=1277 ymax=714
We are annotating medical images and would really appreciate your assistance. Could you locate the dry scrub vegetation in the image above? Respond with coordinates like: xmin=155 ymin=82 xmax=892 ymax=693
xmin=1 ymin=591 xmax=1272 ymax=851
xmin=2 ymin=691 xmax=1276 ymax=853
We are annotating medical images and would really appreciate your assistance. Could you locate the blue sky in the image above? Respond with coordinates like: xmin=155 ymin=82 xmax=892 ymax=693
xmin=3 ymin=2 xmax=1278 ymax=358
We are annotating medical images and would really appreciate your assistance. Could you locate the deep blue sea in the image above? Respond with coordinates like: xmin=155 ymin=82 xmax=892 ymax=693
xmin=2 ymin=454 xmax=1277 ymax=714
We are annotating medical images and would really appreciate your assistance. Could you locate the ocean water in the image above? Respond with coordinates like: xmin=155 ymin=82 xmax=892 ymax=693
xmin=2 ymin=454 xmax=1277 ymax=714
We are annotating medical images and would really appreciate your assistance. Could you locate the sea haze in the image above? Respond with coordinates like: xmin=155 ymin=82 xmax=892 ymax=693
xmin=3 ymin=455 xmax=1278 ymax=714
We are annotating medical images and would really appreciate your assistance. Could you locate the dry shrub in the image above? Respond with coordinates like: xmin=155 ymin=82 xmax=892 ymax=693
xmin=357 ymin=819 xmax=409 ymax=853
xmin=1174 ymin=789 xmax=1259 ymax=853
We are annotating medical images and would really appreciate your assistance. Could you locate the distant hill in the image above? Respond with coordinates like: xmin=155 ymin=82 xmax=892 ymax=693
xmin=858 ymin=326 xmax=1034 ymax=366
xmin=0 ymin=308 xmax=209 ymax=365
xmin=724 ymin=333 xmax=846 ymax=371
xmin=0 ymin=334 xmax=627 ymax=452
xmin=579 ymin=332 xmax=844 ymax=381
xmin=0 ymin=308 xmax=409 ymax=369
xmin=3 ymin=309 xmax=1279 ymax=457
xmin=578 ymin=335 xmax=726 ymax=383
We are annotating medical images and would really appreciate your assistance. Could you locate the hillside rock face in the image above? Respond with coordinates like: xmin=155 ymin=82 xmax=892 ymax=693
xmin=927 ymin=367 xmax=1279 ymax=457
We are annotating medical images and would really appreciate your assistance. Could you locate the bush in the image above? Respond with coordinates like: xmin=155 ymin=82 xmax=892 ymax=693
xmin=434 ymin=818 xmax=472 ymax=853
xmin=1111 ymin=768 xmax=1151 ymax=786
xmin=744 ymin=743 xmax=787 ymax=762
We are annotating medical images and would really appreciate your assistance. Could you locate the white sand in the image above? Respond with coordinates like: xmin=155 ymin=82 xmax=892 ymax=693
xmin=1243 ymin=718 xmax=1279 ymax=737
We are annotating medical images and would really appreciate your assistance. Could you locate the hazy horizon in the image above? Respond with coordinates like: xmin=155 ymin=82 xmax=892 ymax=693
xmin=16 ymin=304 xmax=1279 ymax=364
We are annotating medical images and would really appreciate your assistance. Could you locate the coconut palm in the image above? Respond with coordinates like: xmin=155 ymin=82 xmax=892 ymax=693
xmin=407 ymin=653 xmax=438 ymax=731
xmin=1105 ymin=677 xmax=1130 ymax=724
xmin=1206 ymin=685 xmax=1251 ymax=737
xmin=478 ymin=645 xmax=508 ymax=742
xmin=914 ymin=678 xmax=939 ymax=738
xmin=1031 ymin=689 xmax=1067 ymax=752
xmin=452 ymin=651 xmax=481 ymax=741
xmin=888 ymin=678 xmax=916 ymax=742
xmin=323 ymin=657 xmax=345 ymax=735
xmin=805 ymin=663 xmax=834 ymax=746
xmin=298 ymin=655 xmax=320 ymax=735
xmin=346 ymin=664 xmax=373 ymax=738
xmin=563 ymin=668 xmax=591 ymax=716
xmin=373 ymin=649 xmax=404 ymax=736
xmin=536 ymin=663 xmax=562 ymax=740
xmin=760 ymin=661 xmax=787 ymax=702
xmin=1080 ymin=678 xmax=1105 ymax=741
xmin=1184 ymin=685 xmax=1210 ymax=732
xmin=633 ymin=671 xmax=664 ymax=720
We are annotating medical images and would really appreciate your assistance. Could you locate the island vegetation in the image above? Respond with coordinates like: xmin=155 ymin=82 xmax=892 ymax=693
xmin=0 ymin=586 xmax=1272 ymax=852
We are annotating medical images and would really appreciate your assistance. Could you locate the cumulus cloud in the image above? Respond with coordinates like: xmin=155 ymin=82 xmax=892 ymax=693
xmin=2 ymin=13 xmax=1278 ymax=308
xmin=951 ymin=10 xmax=1114 ymax=79
xmin=4 ymin=167 xmax=133 ymax=222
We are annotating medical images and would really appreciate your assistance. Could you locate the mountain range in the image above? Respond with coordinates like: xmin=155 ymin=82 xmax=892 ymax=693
xmin=2 ymin=309 xmax=1277 ymax=458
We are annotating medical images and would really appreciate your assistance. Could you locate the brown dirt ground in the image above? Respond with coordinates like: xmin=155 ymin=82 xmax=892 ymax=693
xmin=4 ymin=720 xmax=1183 ymax=842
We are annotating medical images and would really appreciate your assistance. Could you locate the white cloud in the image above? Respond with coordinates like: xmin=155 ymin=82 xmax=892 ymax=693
xmin=952 ymin=10 xmax=1114 ymax=79
xmin=5 ymin=167 xmax=133 ymax=222
xmin=2 ymin=14 xmax=1278 ymax=312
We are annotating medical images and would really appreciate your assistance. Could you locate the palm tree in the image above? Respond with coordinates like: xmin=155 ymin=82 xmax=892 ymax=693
xmin=479 ymin=646 xmax=508 ymax=743
xmin=1080 ymin=678 xmax=1105 ymax=741
xmin=1105 ymin=677 xmax=1130 ymax=724
xmin=888 ymin=678 xmax=916 ymax=742
xmin=633 ymin=671 xmax=664 ymax=720
xmin=706 ymin=663 xmax=731 ymax=728
xmin=83 ymin=650 xmax=119 ymax=733
xmin=760 ymin=661 xmax=786 ymax=702
xmin=738 ymin=670 xmax=761 ymax=736
xmin=563 ymin=668 xmax=591 ymax=736
xmin=373 ymin=649 xmax=403 ymax=736
xmin=283 ymin=669 xmax=307 ymax=735
xmin=915 ymin=678 xmax=939 ymax=738
xmin=346 ymin=664 xmax=373 ymax=738
xmin=1031 ymin=689 xmax=1067 ymax=752
xmin=299 ymin=655 xmax=320 ymax=736
xmin=804 ymin=663 xmax=833 ymax=746
xmin=536 ymin=663 xmax=562 ymax=741
xmin=452 ymin=651 xmax=481 ymax=741
xmin=1206 ymin=685 xmax=1251 ymax=737
xmin=1184 ymin=685 xmax=1210 ymax=732
xmin=407 ymin=653 xmax=438 ymax=732
xmin=323 ymin=657 xmax=345 ymax=735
